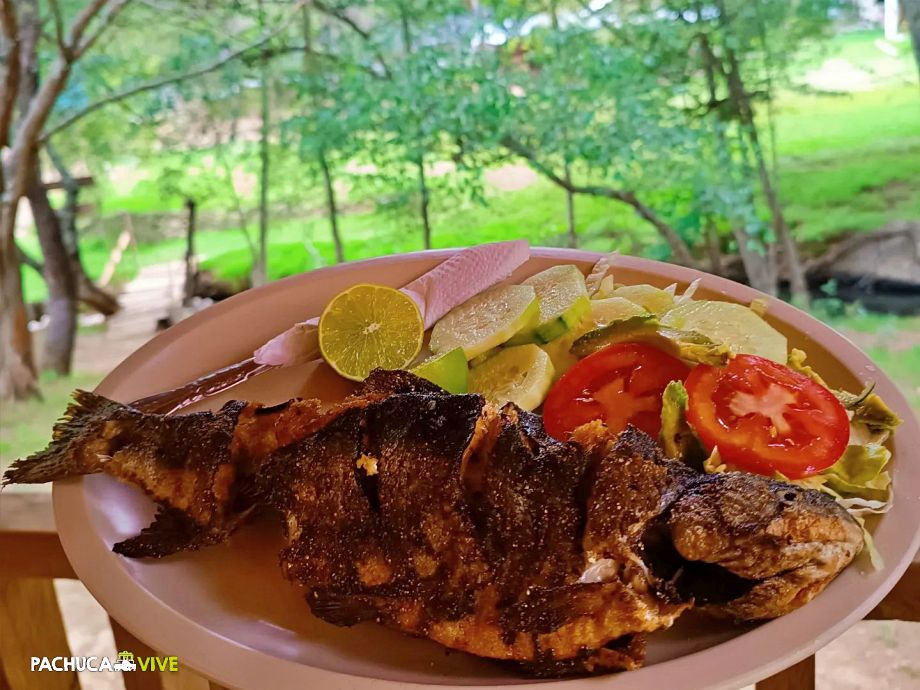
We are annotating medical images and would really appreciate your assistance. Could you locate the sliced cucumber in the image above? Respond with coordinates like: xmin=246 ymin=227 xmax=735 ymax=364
xmin=410 ymin=347 xmax=468 ymax=393
xmin=468 ymin=344 xmax=555 ymax=411
xmin=508 ymin=265 xmax=590 ymax=345
xmin=660 ymin=300 xmax=787 ymax=362
xmin=430 ymin=284 xmax=539 ymax=361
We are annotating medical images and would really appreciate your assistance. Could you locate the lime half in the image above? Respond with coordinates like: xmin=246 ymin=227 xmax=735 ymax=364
xmin=319 ymin=284 xmax=424 ymax=381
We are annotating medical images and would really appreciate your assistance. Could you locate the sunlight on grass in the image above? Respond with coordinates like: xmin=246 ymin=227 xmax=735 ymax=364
xmin=0 ymin=371 xmax=104 ymax=478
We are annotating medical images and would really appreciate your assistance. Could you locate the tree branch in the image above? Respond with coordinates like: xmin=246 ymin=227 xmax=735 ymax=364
xmin=312 ymin=0 xmax=391 ymax=78
xmin=501 ymin=136 xmax=697 ymax=266
xmin=16 ymin=242 xmax=44 ymax=274
xmin=71 ymin=0 xmax=132 ymax=60
xmin=0 ymin=0 xmax=21 ymax=150
xmin=47 ymin=0 xmax=68 ymax=57
xmin=41 ymin=1 xmax=307 ymax=142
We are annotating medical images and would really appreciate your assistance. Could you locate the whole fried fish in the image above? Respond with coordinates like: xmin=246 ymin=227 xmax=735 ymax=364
xmin=2 ymin=371 xmax=864 ymax=676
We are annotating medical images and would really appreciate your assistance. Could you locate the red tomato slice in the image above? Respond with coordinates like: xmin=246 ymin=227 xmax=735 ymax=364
xmin=543 ymin=342 xmax=691 ymax=440
xmin=685 ymin=354 xmax=849 ymax=478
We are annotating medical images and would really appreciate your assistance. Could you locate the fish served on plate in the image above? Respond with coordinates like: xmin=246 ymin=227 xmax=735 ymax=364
xmin=4 ymin=369 xmax=865 ymax=675
xmin=1 ymin=250 xmax=902 ymax=677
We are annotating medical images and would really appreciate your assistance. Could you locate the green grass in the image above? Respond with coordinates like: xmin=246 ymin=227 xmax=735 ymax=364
xmin=863 ymin=345 xmax=920 ymax=413
xmin=775 ymin=85 xmax=920 ymax=244
xmin=0 ymin=371 xmax=104 ymax=477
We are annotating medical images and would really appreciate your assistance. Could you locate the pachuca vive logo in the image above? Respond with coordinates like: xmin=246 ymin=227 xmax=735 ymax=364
xmin=31 ymin=651 xmax=179 ymax=673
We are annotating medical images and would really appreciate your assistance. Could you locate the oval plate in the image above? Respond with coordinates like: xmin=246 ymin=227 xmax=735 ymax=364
xmin=54 ymin=248 xmax=920 ymax=690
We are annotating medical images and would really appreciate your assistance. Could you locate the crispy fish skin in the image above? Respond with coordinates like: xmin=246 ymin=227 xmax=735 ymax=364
xmin=1 ymin=391 xmax=326 ymax=556
xmin=254 ymin=397 xmax=692 ymax=675
xmin=1 ymin=370 xmax=446 ymax=558
xmin=666 ymin=472 xmax=864 ymax=620
xmin=2 ymin=370 xmax=867 ymax=676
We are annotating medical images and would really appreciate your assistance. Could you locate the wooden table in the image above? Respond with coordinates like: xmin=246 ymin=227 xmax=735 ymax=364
xmin=2 ymin=491 xmax=917 ymax=690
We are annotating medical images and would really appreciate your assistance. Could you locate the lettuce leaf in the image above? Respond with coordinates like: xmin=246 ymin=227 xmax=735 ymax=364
xmin=821 ymin=443 xmax=893 ymax=504
xmin=659 ymin=381 xmax=706 ymax=463
xmin=847 ymin=392 xmax=902 ymax=435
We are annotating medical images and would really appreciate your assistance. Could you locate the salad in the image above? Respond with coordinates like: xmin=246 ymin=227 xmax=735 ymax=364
xmin=317 ymin=255 xmax=902 ymax=568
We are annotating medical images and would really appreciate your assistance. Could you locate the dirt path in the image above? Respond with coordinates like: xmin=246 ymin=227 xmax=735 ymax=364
xmin=74 ymin=261 xmax=185 ymax=373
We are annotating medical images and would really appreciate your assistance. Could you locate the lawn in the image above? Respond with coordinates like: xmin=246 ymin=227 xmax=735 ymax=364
xmin=0 ymin=371 xmax=104 ymax=479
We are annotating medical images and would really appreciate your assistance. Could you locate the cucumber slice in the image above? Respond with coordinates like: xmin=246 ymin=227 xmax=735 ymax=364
xmin=660 ymin=300 xmax=787 ymax=362
xmin=508 ymin=265 xmax=590 ymax=345
xmin=468 ymin=344 xmax=555 ymax=411
xmin=410 ymin=347 xmax=468 ymax=393
xmin=430 ymin=284 xmax=539 ymax=361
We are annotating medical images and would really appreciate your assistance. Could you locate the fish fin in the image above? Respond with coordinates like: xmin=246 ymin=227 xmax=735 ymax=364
xmin=113 ymin=504 xmax=244 ymax=559
xmin=2 ymin=390 xmax=125 ymax=486
xmin=307 ymin=590 xmax=379 ymax=627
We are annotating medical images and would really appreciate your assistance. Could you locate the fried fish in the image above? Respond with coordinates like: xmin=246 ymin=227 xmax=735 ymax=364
xmin=2 ymin=370 xmax=864 ymax=676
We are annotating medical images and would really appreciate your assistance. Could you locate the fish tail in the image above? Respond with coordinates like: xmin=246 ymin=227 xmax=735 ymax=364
xmin=2 ymin=390 xmax=126 ymax=486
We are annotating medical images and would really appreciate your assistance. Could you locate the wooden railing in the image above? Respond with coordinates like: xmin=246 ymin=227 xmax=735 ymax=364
xmin=1 ymin=491 xmax=917 ymax=690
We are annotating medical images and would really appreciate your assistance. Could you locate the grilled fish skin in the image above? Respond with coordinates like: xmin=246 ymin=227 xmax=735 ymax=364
xmin=1 ymin=370 xmax=435 ymax=557
xmin=666 ymin=472 xmax=865 ymax=620
xmin=2 ymin=370 xmax=865 ymax=675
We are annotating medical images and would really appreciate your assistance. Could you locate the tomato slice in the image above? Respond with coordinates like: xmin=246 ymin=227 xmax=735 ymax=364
xmin=543 ymin=342 xmax=691 ymax=440
xmin=685 ymin=354 xmax=849 ymax=478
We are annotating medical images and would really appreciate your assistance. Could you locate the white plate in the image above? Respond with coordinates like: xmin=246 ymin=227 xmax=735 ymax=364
xmin=54 ymin=248 xmax=920 ymax=690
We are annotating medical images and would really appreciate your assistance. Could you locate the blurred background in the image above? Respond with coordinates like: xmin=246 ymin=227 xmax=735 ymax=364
xmin=0 ymin=2 xmax=918 ymax=685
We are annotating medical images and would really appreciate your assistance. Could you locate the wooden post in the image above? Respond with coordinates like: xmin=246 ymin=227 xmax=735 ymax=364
xmin=0 ymin=579 xmax=78 ymax=690
xmin=755 ymin=655 xmax=815 ymax=690
xmin=184 ymin=198 xmax=197 ymax=305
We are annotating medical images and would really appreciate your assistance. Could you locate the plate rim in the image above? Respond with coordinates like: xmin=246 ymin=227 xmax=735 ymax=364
xmin=53 ymin=246 xmax=920 ymax=690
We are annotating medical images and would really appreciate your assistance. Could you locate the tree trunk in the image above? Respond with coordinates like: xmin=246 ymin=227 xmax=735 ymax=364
xmin=319 ymin=150 xmax=344 ymax=263
xmin=704 ymin=219 xmax=723 ymax=276
xmin=47 ymin=143 xmax=119 ymax=316
xmin=0 ymin=202 xmax=38 ymax=399
xmin=550 ymin=5 xmax=577 ymax=249
xmin=19 ymin=3 xmax=75 ymax=376
xmin=25 ymin=162 xmax=77 ymax=375
xmin=302 ymin=5 xmax=342 ymax=264
xmin=0 ymin=0 xmax=37 ymax=398
xmin=698 ymin=28 xmax=776 ymax=293
xmin=253 ymin=0 xmax=270 ymax=287
xmin=184 ymin=198 xmax=197 ymax=304
xmin=416 ymin=155 xmax=432 ymax=250
xmin=563 ymin=162 xmax=577 ymax=248
xmin=903 ymin=0 xmax=920 ymax=81
xmin=723 ymin=41 xmax=807 ymax=303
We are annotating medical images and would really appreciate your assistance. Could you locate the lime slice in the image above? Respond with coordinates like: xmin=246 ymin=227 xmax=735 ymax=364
xmin=468 ymin=344 xmax=555 ymax=411
xmin=508 ymin=265 xmax=590 ymax=344
xmin=610 ymin=284 xmax=674 ymax=315
xmin=410 ymin=347 xmax=468 ymax=393
xmin=319 ymin=284 xmax=424 ymax=381
xmin=589 ymin=296 xmax=649 ymax=325
xmin=430 ymin=284 xmax=539 ymax=360
xmin=660 ymin=300 xmax=787 ymax=362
